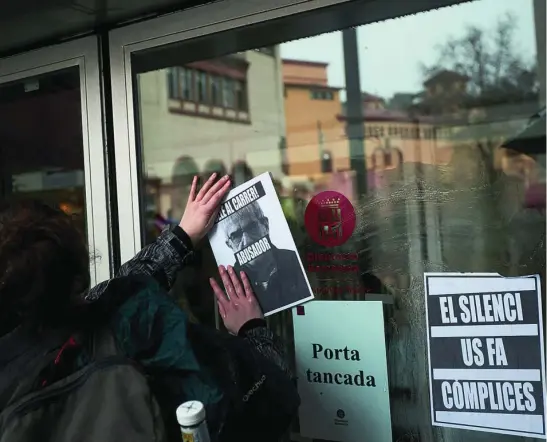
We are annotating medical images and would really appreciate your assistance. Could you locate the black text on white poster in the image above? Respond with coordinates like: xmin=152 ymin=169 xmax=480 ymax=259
xmin=424 ymin=273 xmax=546 ymax=438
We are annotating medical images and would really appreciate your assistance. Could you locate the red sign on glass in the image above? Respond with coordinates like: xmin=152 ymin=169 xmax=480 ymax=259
xmin=304 ymin=191 xmax=356 ymax=247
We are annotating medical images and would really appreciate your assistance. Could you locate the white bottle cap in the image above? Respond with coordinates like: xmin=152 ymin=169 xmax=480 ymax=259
xmin=176 ymin=401 xmax=206 ymax=427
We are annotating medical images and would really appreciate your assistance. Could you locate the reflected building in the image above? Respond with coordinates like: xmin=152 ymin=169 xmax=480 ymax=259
xmin=281 ymin=57 xmax=545 ymax=291
xmin=282 ymin=59 xmax=457 ymax=192
xmin=282 ymin=59 xmax=347 ymax=179
xmin=282 ymin=59 xmax=542 ymax=197
xmin=138 ymin=48 xmax=286 ymax=229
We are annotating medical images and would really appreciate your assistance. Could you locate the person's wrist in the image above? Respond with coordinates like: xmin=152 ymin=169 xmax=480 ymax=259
xmin=178 ymin=221 xmax=199 ymax=247
xmin=237 ymin=318 xmax=267 ymax=336
xmin=172 ymin=225 xmax=195 ymax=251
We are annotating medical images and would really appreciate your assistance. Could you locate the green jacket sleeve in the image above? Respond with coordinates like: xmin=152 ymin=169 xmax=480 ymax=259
xmin=112 ymin=278 xmax=223 ymax=407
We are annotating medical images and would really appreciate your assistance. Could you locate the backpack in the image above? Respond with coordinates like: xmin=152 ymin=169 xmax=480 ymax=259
xmin=0 ymin=327 xmax=168 ymax=442
xmin=188 ymin=324 xmax=300 ymax=442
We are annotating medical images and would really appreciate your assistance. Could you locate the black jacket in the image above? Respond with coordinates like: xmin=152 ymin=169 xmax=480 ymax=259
xmin=0 ymin=226 xmax=300 ymax=442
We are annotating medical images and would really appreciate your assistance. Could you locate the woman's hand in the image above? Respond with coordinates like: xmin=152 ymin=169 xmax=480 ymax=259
xmin=210 ymin=265 xmax=264 ymax=335
xmin=179 ymin=173 xmax=231 ymax=246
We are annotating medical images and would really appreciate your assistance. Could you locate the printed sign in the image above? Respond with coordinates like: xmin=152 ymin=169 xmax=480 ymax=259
xmin=424 ymin=273 xmax=547 ymax=438
xmin=208 ymin=173 xmax=314 ymax=316
xmin=293 ymin=301 xmax=392 ymax=442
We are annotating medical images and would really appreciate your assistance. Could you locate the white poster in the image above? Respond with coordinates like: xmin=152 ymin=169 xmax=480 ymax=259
xmin=292 ymin=301 xmax=392 ymax=442
xmin=424 ymin=272 xmax=547 ymax=438
xmin=208 ymin=172 xmax=314 ymax=316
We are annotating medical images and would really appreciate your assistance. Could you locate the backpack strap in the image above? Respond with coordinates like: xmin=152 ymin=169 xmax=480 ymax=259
xmin=0 ymin=352 xmax=56 ymax=411
xmin=4 ymin=326 xmax=122 ymax=407
xmin=0 ymin=330 xmax=74 ymax=408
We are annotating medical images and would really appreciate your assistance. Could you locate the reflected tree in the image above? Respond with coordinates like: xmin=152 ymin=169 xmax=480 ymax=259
xmin=373 ymin=14 xmax=545 ymax=442
xmin=420 ymin=12 xmax=540 ymax=185
xmin=417 ymin=13 xmax=542 ymax=276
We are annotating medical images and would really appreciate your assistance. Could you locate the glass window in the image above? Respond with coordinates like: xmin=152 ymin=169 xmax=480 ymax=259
xmin=210 ymin=75 xmax=222 ymax=106
xmin=222 ymin=77 xmax=235 ymax=108
xmin=310 ymin=90 xmax=334 ymax=100
xmin=0 ymin=68 xmax=87 ymax=236
xmin=132 ymin=0 xmax=545 ymax=439
xmin=167 ymin=68 xmax=179 ymax=99
xmin=196 ymin=70 xmax=208 ymax=103
xmin=180 ymin=67 xmax=194 ymax=101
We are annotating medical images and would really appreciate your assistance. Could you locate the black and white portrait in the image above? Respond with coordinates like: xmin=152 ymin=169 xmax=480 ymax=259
xmin=208 ymin=173 xmax=313 ymax=316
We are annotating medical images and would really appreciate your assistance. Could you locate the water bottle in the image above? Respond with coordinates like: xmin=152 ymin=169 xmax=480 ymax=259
xmin=176 ymin=400 xmax=211 ymax=442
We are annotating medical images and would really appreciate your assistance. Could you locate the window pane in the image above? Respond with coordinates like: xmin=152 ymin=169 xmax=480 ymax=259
xmin=210 ymin=75 xmax=222 ymax=106
xmin=235 ymin=80 xmax=248 ymax=111
xmin=197 ymin=71 xmax=208 ymax=103
xmin=0 ymin=67 xmax=87 ymax=237
xmin=133 ymin=0 xmax=545 ymax=439
xmin=222 ymin=77 xmax=235 ymax=108
xmin=180 ymin=67 xmax=194 ymax=101
xmin=167 ymin=68 xmax=179 ymax=99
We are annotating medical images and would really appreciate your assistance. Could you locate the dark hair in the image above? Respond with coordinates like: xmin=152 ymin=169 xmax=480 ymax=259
xmin=0 ymin=200 xmax=90 ymax=335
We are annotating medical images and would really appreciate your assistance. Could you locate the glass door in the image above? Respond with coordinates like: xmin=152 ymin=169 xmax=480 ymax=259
xmin=109 ymin=1 xmax=545 ymax=441
xmin=0 ymin=37 xmax=110 ymax=284
xmin=108 ymin=0 xmax=354 ymax=328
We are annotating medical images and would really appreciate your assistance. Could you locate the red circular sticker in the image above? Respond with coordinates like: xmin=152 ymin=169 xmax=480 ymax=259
xmin=304 ymin=191 xmax=356 ymax=247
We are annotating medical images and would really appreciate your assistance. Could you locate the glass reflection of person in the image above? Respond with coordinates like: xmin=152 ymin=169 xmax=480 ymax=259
xmin=171 ymin=156 xmax=200 ymax=222
xmin=231 ymin=161 xmax=254 ymax=186
xmin=170 ymin=156 xmax=211 ymax=323
xmin=203 ymin=159 xmax=227 ymax=181
xmin=501 ymin=107 xmax=545 ymax=211
xmin=219 ymin=201 xmax=309 ymax=315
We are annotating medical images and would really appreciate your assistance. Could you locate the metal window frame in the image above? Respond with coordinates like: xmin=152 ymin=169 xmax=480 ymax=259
xmin=108 ymin=0 xmax=355 ymax=264
xmin=0 ymin=37 xmax=110 ymax=285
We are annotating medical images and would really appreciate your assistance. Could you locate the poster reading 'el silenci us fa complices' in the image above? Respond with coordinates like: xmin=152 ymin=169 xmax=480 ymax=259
xmin=424 ymin=273 xmax=547 ymax=438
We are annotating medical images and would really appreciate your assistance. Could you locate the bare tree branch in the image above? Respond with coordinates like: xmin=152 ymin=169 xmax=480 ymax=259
xmin=421 ymin=12 xmax=535 ymax=99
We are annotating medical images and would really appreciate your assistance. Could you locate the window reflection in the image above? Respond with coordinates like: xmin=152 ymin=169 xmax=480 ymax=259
xmin=203 ymin=159 xmax=227 ymax=179
xmin=135 ymin=1 xmax=545 ymax=440
xmin=0 ymin=68 xmax=87 ymax=237
xmin=165 ymin=58 xmax=251 ymax=122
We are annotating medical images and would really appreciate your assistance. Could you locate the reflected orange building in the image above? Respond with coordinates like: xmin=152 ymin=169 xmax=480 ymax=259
xmin=282 ymin=59 xmax=347 ymax=175
xmin=281 ymin=59 xmax=456 ymax=187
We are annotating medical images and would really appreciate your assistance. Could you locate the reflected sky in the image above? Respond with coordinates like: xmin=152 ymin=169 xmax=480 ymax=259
xmin=281 ymin=0 xmax=537 ymax=97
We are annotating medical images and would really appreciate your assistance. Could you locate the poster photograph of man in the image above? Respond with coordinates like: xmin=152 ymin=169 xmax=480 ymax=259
xmin=208 ymin=172 xmax=314 ymax=316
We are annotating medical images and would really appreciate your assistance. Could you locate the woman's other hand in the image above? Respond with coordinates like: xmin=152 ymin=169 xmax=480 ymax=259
xmin=179 ymin=173 xmax=231 ymax=246
xmin=209 ymin=265 xmax=264 ymax=335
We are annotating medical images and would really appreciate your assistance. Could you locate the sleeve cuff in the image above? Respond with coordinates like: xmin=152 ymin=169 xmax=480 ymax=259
xmin=172 ymin=225 xmax=194 ymax=251
xmin=238 ymin=318 xmax=267 ymax=336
